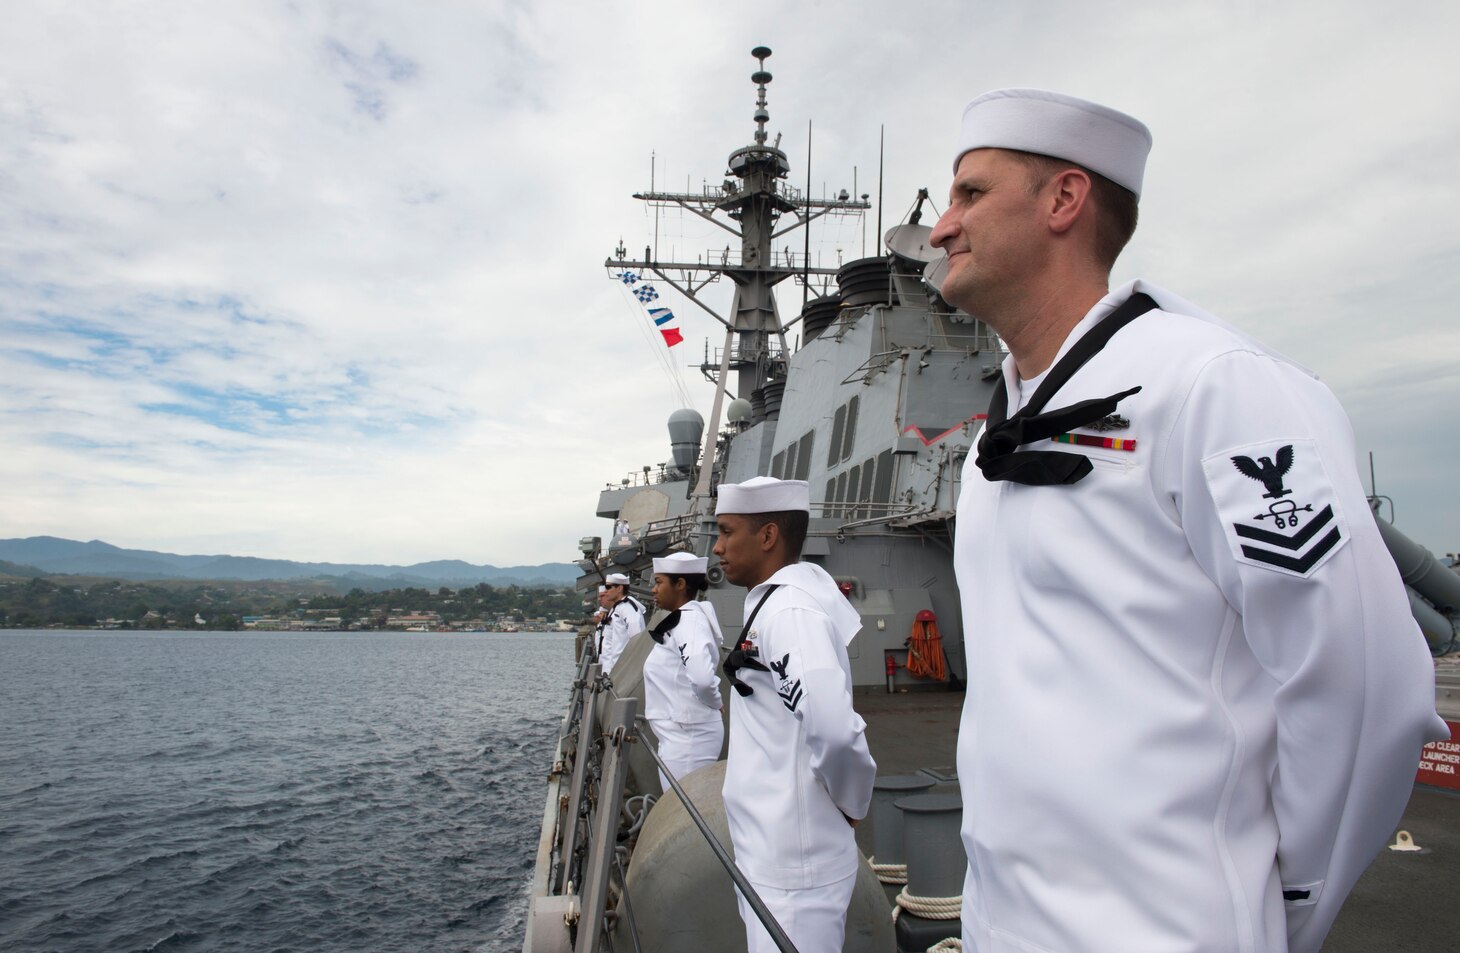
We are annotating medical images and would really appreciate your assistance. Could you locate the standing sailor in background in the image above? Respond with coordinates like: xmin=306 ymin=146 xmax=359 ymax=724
xmin=713 ymin=476 xmax=876 ymax=953
xmin=591 ymin=585 xmax=612 ymax=662
xmin=931 ymin=87 xmax=1446 ymax=953
xmin=599 ymin=572 xmax=645 ymax=677
xmin=644 ymin=551 xmax=725 ymax=789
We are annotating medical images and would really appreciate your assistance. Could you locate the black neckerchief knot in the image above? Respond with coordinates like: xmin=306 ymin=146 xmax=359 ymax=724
xmin=649 ymin=609 xmax=680 ymax=644
xmin=975 ymin=292 xmax=1156 ymax=486
xmin=722 ymin=585 xmax=779 ymax=697
xmin=724 ymin=645 xmax=770 ymax=696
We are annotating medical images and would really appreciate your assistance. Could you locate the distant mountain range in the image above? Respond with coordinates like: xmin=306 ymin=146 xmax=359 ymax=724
xmin=0 ymin=537 xmax=579 ymax=588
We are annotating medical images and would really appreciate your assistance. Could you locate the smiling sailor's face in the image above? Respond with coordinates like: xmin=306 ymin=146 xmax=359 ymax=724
xmin=930 ymin=148 xmax=1045 ymax=321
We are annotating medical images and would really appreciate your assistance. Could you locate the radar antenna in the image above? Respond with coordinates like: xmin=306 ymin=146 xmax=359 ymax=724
xmin=603 ymin=46 xmax=870 ymax=404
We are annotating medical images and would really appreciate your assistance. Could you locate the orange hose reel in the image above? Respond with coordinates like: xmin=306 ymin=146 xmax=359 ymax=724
xmin=905 ymin=609 xmax=948 ymax=682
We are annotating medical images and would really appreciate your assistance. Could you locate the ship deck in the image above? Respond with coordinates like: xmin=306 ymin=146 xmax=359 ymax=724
xmin=851 ymin=685 xmax=1460 ymax=952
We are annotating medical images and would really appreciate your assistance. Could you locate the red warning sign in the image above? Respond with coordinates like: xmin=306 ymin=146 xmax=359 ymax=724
xmin=1416 ymin=720 xmax=1460 ymax=793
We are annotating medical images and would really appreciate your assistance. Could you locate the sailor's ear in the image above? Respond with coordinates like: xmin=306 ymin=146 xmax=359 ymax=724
xmin=1046 ymin=166 xmax=1093 ymax=236
xmin=757 ymin=519 xmax=780 ymax=553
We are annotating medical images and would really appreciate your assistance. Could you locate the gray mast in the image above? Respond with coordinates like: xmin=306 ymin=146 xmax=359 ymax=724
xmin=606 ymin=46 xmax=869 ymax=401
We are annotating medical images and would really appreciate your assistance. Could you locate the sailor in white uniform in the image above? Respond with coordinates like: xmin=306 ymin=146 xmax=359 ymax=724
xmin=590 ymin=585 xmax=613 ymax=662
xmin=643 ymin=551 xmax=725 ymax=789
xmin=930 ymin=88 xmax=1447 ymax=953
xmin=599 ymin=572 xmax=644 ymax=677
xmin=713 ymin=476 xmax=877 ymax=953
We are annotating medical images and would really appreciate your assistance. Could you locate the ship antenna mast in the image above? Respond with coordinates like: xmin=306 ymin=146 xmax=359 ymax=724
xmin=604 ymin=46 xmax=871 ymax=503
xmin=752 ymin=46 xmax=771 ymax=145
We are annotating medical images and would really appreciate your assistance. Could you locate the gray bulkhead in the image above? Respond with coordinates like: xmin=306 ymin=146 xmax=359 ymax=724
xmin=706 ymin=295 xmax=1004 ymax=688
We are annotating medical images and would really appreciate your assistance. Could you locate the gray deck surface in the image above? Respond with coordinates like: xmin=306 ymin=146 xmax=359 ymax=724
xmin=852 ymin=686 xmax=1460 ymax=952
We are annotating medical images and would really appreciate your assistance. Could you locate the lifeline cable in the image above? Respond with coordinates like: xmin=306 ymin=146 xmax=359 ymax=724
xmin=617 ymin=703 xmax=802 ymax=953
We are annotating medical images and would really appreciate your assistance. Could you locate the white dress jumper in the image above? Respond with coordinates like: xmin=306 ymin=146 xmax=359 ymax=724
xmin=954 ymin=280 xmax=1445 ymax=953
xmin=723 ymin=562 xmax=877 ymax=953
xmin=642 ymin=600 xmax=725 ymax=788
xmin=599 ymin=595 xmax=644 ymax=677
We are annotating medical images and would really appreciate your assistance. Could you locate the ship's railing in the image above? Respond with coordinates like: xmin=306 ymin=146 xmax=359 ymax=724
xmin=556 ymin=653 xmax=598 ymax=896
xmin=812 ymin=500 xmax=926 ymax=523
xmin=656 ymin=503 xmax=946 ymax=545
xmin=704 ymin=342 xmax=788 ymax=367
xmin=815 ymin=500 xmax=899 ymax=520
xmin=606 ymin=462 xmax=682 ymax=489
xmin=532 ymin=657 xmax=638 ymax=952
xmin=639 ymin=178 xmax=807 ymax=207
xmin=696 ymin=245 xmax=813 ymax=270
xmin=594 ymin=504 xmax=945 ymax=585
xmin=579 ymin=692 xmax=637 ymax=952
xmin=596 ymin=516 xmax=699 ymax=576
xmin=642 ymin=513 xmax=698 ymax=543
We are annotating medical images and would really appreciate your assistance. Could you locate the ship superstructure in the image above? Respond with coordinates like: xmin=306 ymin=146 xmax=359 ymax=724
xmin=587 ymin=48 xmax=1004 ymax=686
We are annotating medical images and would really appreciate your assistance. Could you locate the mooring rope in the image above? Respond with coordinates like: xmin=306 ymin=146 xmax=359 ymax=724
xmin=866 ymin=855 xmax=908 ymax=885
xmin=892 ymin=885 xmax=962 ymax=920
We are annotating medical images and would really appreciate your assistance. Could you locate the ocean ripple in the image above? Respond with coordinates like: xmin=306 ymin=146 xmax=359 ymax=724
xmin=0 ymin=629 xmax=575 ymax=953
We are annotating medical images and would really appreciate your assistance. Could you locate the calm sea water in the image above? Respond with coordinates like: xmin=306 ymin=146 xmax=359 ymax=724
xmin=0 ymin=628 xmax=576 ymax=953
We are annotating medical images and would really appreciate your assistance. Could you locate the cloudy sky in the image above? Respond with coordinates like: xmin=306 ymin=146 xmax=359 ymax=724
xmin=2 ymin=0 xmax=1456 ymax=567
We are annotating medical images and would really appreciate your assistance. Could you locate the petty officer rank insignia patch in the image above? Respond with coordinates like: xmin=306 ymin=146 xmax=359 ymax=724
xmin=768 ymin=653 xmax=803 ymax=713
xmin=1202 ymin=438 xmax=1349 ymax=578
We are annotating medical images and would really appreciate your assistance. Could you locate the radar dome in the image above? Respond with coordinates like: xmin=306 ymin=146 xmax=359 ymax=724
xmin=726 ymin=398 xmax=753 ymax=423
xmin=667 ymin=409 xmax=705 ymax=471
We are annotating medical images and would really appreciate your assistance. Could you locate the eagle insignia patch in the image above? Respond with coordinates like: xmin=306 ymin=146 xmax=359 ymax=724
xmin=769 ymin=653 xmax=803 ymax=713
xmin=1231 ymin=445 xmax=1294 ymax=499
xmin=1203 ymin=438 xmax=1348 ymax=578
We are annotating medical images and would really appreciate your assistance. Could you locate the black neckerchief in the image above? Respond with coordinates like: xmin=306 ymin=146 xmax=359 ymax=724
xmin=722 ymin=584 xmax=780 ymax=697
xmin=975 ymin=292 xmax=1156 ymax=486
xmin=649 ymin=609 xmax=681 ymax=644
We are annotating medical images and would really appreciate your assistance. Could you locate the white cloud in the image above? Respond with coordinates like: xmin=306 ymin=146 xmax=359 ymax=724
xmin=1 ymin=0 xmax=1457 ymax=565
